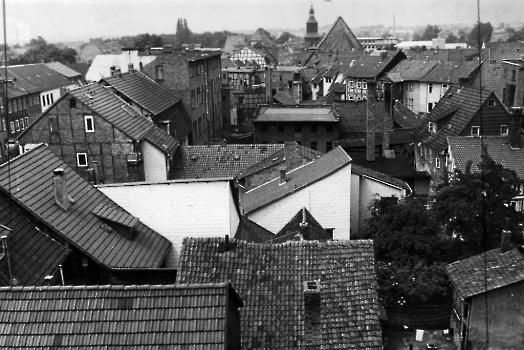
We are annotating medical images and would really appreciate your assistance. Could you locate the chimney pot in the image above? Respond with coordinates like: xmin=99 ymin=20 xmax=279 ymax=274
xmin=501 ymin=229 xmax=512 ymax=253
xmin=53 ymin=168 xmax=70 ymax=211
xmin=279 ymin=167 xmax=287 ymax=184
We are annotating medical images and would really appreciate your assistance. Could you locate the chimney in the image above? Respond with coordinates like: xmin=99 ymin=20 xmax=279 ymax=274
xmin=366 ymin=80 xmax=377 ymax=162
xmin=510 ymin=107 xmax=523 ymax=148
xmin=279 ymin=167 xmax=287 ymax=184
xmin=1 ymin=236 xmax=13 ymax=284
xmin=501 ymin=223 xmax=512 ymax=253
xmin=128 ymin=63 xmax=134 ymax=72
xmin=299 ymin=207 xmax=309 ymax=240
xmin=53 ymin=168 xmax=71 ymax=211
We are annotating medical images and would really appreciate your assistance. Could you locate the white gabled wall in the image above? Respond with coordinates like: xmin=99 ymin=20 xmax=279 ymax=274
xmin=98 ymin=180 xmax=240 ymax=268
xmin=247 ymin=164 xmax=352 ymax=240
xmin=142 ymin=141 xmax=167 ymax=182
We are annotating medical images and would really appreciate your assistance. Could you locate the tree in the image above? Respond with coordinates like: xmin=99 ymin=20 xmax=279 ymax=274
xmin=506 ymin=25 xmax=524 ymax=42
xmin=16 ymin=36 xmax=77 ymax=64
xmin=445 ymin=33 xmax=459 ymax=43
xmin=467 ymin=21 xmax=493 ymax=47
xmin=276 ymin=31 xmax=296 ymax=45
xmin=175 ymin=18 xmax=193 ymax=44
xmin=419 ymin=25 xmax=441 ymax=40
xmin=363 ymin=197 xmax=450 ymax=306
xmin=133 ymin=33 xmax=163 ymax=48
xmin=433 ymin=150 xmax=524 ymax=259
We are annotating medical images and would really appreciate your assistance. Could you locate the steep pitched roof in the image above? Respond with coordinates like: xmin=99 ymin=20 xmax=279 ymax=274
xmin=240 ymin=146 xmax=352 ymax=214
xmin=421 ymin=60 xmax=480 ymax=84
xmin=385 ymin=59 xmax=439 ymax=82
xmin=254 ymin=105 xmax=339 ymax=123
xmin=344 ymin=51 xmax=403 ymax=79
xmin=273 ymin=207 xmax=331 ymax=243
xmin=102 ymin=71 xmax=181 ymax=115
xmin=392 ymin=102 xmax=422 ymax=129
xmin=0 ymin=216 xmax=69 ymax=286
xmin=446 ymin=247 xmax=524 ymax=299
xmin=448 ymin=136 xmax=524 ymax=179
xmin=7 ymin=63 xmax=73 ymax=91
xmin=68 ymin=83 xmax=178 ymax=154
xmin=0 ymin=283 xmax=242 ymax=348
xmin=470 ymin=61 xmax=503 ymax=99
xmin=317 ymin=17 xmax=364 ymax=52
xmin=416 ymin=86 xmax=501 ymax=151
xmin=170 ymin=144 xmax=284 ymax=179
xmin=273 ymin=91 xmax=297 ymax=105
xmin=179 ymin=237 xmax=382 ymax=350
xmin=0 ymin=145 xmax=171 ymax=269
xmin=234 ymin=216 xmax=275 ymax=243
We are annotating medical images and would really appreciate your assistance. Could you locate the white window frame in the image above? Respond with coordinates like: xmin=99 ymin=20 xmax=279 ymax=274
xmin=436 ymin=157 xmax=441 ymax=169
xmin=428 ymin=122 xmax=436 ymax=133
xmin=76 ymin=153 xmax=88 ymax=167
xmin=428 ymin=83 xmax=433 ymax=93
xmin=362 ymin=79 xmax=367 ymax=89
xmin=501 ymin=125 xmax=509 ymax=136
xmin=84 ymin=115 xmax=94 ymax=132
xmin=471 ymin=126 xmax=480 ymax=135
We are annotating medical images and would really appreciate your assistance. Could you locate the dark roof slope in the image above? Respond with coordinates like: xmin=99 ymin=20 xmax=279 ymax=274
xmin=102 ymin=71 xmax=181 ymax=115
xmin=344 ymin=52 xmax=403 ymax=79
xmin=69 ymin=83 xmax=178 ymax=154
xmin=393 ymin=102 xmax=422 ymax=129
xmin=234 ymin=216 xmax=275 ymax=243
xmin=240 ymin=146 xmax=352 ymax=214
xmin=446 ymin=247 xmax=524 ymax=298
xmin=0 ymin=145 xmax=171 ymax=269
xmin=0 ymin=283 xmax=242 ymax=348
xmin=273 ymin=91 xmax=297 ymax=105
xmin=7 ymin=63 xmax=73 ymax=91
xmin=179 ymin=237 xmax=382 ymax=350
xmin=273 ymin=207 xmax=331 ymax=242
xmin=317 ymin=17 xmax=364 ymax=52
xmin=421 ymin=60 xmax=479 ymax=84
xmin=171 ymin=144 xmax=284 ymax=179
xmin=386 ymin=59 xmax=439 ymax=82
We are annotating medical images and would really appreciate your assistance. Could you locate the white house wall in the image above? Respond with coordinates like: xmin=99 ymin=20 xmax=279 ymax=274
xmin=142 ymin=141 xmax=167 ymax=182
xmin=247 ymin=165 xmax=351 ymax=240
xmin=98 ymin=180 xmax=240 ymax=268
xmin=40 ymin=88 xmax=61 ymax=112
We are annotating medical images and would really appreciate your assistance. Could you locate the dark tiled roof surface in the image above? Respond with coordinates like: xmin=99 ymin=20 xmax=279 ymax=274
xmin=421 ymin=60 xmax=479 ymax=84
xmin=344 ymin=53 xmax=398 ymax=79
xmin=69 ymin=83 xmax=178 ymax=154
xmin=179 ymin=237 xmax=382 ymax=350
xmin=171 ymin=144 xmax=284 ymax=179
xmin=0 ymin=200 xmax=70 ymax=286
xmin=102 ymin=71 xmax=181 ymax=115
xmin=273 ymin=91 xmax=297 ymax=105
xmin=240 ymin=147 xmax=351 ymax=214
xmin=7 ymin=63 xmax=73 ymax=91
xmin=385 ymin=59 xmax=439 ymax=82
xmin=0 ymin=283 xmax=242 ymax=348
xmin=470 ymin=61 xmax=503 ymax=99
xmin=448 ymin=136 xmax=524 ymax=178
xmin=446 ymin=248 xmax=524 ymax=298
xmin=255 ymin=105 xmax=339 ymax=123
xmin=317 ymin=17 xmax=364 ymax=52
xmin=392 ymin=102 xmax=422 ymax=129
xmin=0 ymin=145 xmax=171 ymax=269
xmin=416 ymin=86 xmax=497 ymax=151
xmin=234 ymin=216 xmax=275 ymax=243
xmin=273 ymin=207 xmax=330 ymax=243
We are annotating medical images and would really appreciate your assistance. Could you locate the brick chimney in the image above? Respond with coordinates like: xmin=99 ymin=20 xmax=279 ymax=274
xmin=509 ymin=106 xmax=522 ymax=148
xmin=53 ymin=168 xmax=70 ymax=211
xmin=366 ymin=80 xmax=377 ymax=162
xmin=279 ymin=167 xmax=287 ymax=185
xmin=501 ymin=228 xmax=512 ymax=253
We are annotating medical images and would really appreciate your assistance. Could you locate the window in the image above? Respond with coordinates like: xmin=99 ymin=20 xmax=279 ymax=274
xmin=84 ymin=115 xmax=94 ymax=132
xmin=471 ymin=126 xmax=480 ymax=135
xmin=326 ymin=142 xmax=333 ymax=151
xmin=428 ymin=83 xmax=433 ymax=93
xmin=15 ymin=120 xmax=20 ymax=131
xmin=16 ymin=98 xmax=21 ymax=111
xmin=288 ymin=81 xmax=292 ymax=89
xmin=357 ymin=80 xmax=361 ymax=88
xmin=436 ymin=157 xmax=441 ymax=169
xmin=442 ymin=84 xmax=448 ymax=90
xmin=362 ymin=79 xmax=367 ymax=90
xmin=77 ymin=153 xmax=88 ymax=167
xmin=22 ymin=97 xmax=26 ymax=110
xmin=191 ymin=90 xmax=196 ymax=109
xmin=46 ymin=95 xmax=51 ymax=106
xmin=155 ymin=65 xmax=164 ymax=81
xmin=313 ymin=83 xmax=318 ymax=89
xmin=428 ymin=103 xmax=433 ymax=112
xmin=428 ymin=122 xmax=436 ymax=133
xmin=278 ymin=124 xmax=285 ymax=133
xmin=349 ymin=80 xmax=353 ymax=88
xmin=325 ymin=77 xmax=331 ymax=83
xmin=310 ymin=124 xmax=317 ymax=133
xmin=20 ymin=118 xmax=24 ymax=130
xmin=513 ymin=183 xmax=523 ymax=195
xmin=25 ymin=117 xmax=29 ymax=128
xmin=487 ymin=99 xmax=496 ymax=107
xmin=294 ymin=124 xmax=302 ymax=133
xmin=511 ymin=70 xmax=516 ymax=82
xmin=41 ymin=96 xmax=46 ymax=107
xmin=501 ymin=125 xmax=509 ymax=136
xmin=70 ymin=99 xmax=76 ymax=108
xmin=49 ymin=116 xmax=59 ymax=133
xmin=310 ymin=141 xmax=317 ymax=150
xmin=9 ymin=121 xmax=14 ymax=133
xmin=1 ymin=117 xmax=6 ymax=131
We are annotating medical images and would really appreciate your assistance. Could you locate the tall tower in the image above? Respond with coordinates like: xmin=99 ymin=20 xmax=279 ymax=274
xmin=305 ymin=5 xmax=321 ymax=48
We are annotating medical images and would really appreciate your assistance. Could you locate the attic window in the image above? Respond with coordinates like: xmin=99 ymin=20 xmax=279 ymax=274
xmin=303 ymin=280 xmax=321 ymax=293
xmin=501 ymin=125 xmax=509 ymax=136
xmin=428 ymin=122 xmax=437 ymax=133
xmin=471 ymin=126 xmax=480 ymax=136
xmin=488 ymin=99 xmax=496 ymax=107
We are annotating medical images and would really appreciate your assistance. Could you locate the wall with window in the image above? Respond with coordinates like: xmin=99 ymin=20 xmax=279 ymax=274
xmin=40 ymin=88 xmax=61 ymax=112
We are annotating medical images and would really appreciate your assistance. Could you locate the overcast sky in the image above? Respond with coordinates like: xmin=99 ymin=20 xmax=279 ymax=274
xmin=2 ymin=0 xmax=523 ymax=44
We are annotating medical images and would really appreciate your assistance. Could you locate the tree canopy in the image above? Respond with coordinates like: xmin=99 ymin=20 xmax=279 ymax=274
xmin=13 ymin=36 xmax=77 ymax=64
xmin=413 ymin=25 xmax=441 ymax=41
xmin=467 ymin=21 xmax=493 ymax=47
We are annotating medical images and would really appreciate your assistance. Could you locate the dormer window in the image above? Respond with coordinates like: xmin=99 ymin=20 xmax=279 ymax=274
xmin=501 ymin=125 xmax=509 ymax=136
xmin=471 ymin=126 xmax=480 ymax=136
xmin=487 ymin=99 xmax=496 ymax=107
xmin=428 ymin=122 xmax=437 ymax=133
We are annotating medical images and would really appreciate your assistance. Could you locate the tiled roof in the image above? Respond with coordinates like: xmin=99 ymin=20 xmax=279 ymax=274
xmin=421 ymin=60 xmax=479 ymax=84
xmin=102 ymin=71 xmax=181 ymax=115
xmin=171 ymin=144 xmax=284 ymax=179
xmin=470 ymin=61 xmax=503 ymax=99
xmin=0 ymin=202 xmax=70 ymax=286
xmin=273 ymin=207 xmax=330 ymax=243
xmin=7 ymin=63 xmax=73 ymax=91
xmin=234 ymin=216 xmax=275 ymax=243
xmin=385 ymin=59 xmax=439 ymax=82
xmin=344 ymin=52 xmax=400 ymax=79
xmin=392 ymin=102 xmax=421 ymax=129
xmin=273 ymin=91 xmax=297 ymax=105
xmin=68 ymin=83 xmax=178 ymax=154
xmin=179 ymin=237 xmax=382 ymax=349
xmin=317 ymin=17 xmax=364 ymax=52
xmin=352 ymin=164 xmax=412 ymax=194
xmin=334 ymin=101 xmax=389 ymax=133
xmin=310 ymin=68 xmax=327 ymax=83
xmin=44 ymin=62 xmax=82 ymax=78
xmin=254 ymin=105 xmax=339 ymax=123
xmin=416 ymin=86 xmax=499 ymax=151
xmin=446 ymin=247 xmax=524 ymax=299
xmin=0 ymin=283 xmax=242 ymax=348
xmin=448 ymin=136 xmax=524 ymax=179
xmin=237 ymin=142 xmax=323 ymax=179
xmin=0 ymin=145 xmax=171 ymax=269
xmin=240 ymin=146 xmax=352 ymax=214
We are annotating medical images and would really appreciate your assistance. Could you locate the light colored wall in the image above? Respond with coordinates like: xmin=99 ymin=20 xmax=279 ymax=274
xmin=40 ymin=88 xmax=61 ymax=112
xmin=350 ymin=174 xmax=361 ymax=236
xmin=247 ymin=164 xmax=351 ymax=240
xmin=142 ymin=141 xmax=167 ymax=182
xmin=98 ymin=180 xmax=240 ymax=268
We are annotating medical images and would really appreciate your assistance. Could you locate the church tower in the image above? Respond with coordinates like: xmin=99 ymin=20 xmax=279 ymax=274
xmin=305 ymin=5 xmax=321 ymax=48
